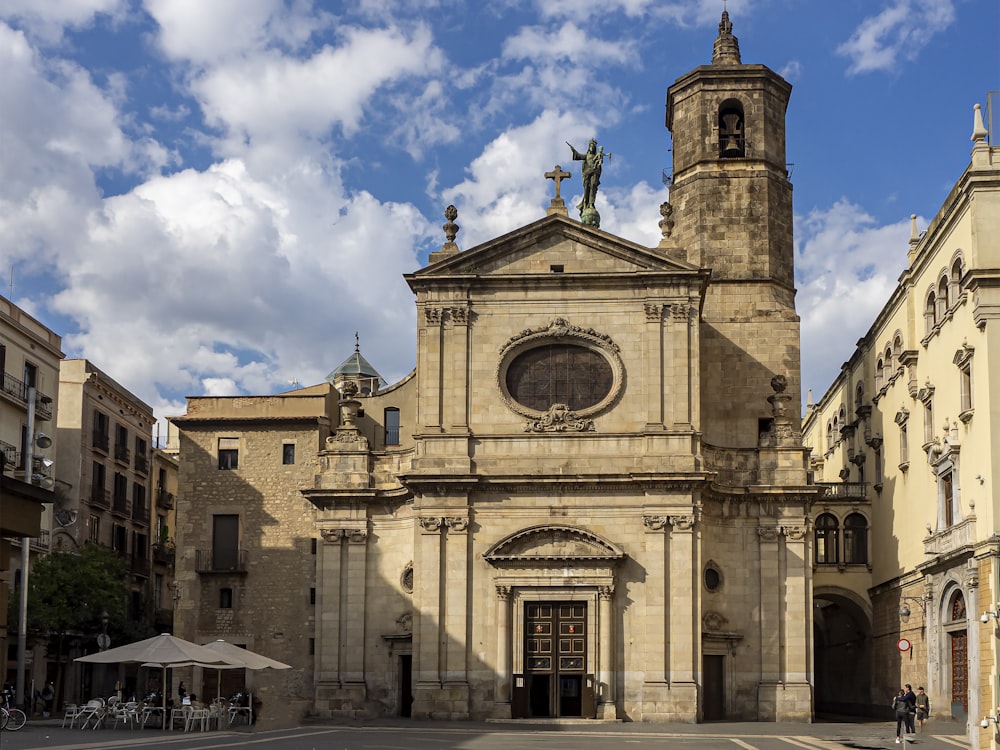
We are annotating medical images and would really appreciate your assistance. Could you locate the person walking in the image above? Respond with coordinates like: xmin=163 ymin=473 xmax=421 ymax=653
xmin=915 ymin=686 xmax=931 ymax=731
xmin=892 ymin=689 xmax=910 ymax=743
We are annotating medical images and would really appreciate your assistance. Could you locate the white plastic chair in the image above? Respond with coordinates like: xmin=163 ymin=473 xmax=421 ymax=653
xmin=61 ymin=703 xmax=82 ymax=728
xmin=78 ymin=699 xmax=105 ymax=729
xmin=110 ymin=700 xmax=139 ymax=729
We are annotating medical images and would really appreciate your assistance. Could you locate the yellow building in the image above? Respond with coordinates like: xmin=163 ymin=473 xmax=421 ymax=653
xmin=0 ymin=294 xmax=61 ymax=697
xmin=802 ymin=102 xmax=1000 ymax=746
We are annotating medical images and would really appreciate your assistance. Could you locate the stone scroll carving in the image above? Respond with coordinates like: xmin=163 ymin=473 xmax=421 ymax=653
xmin=524 ymin=403 xmax=595 ymax=433
xmin=418 ymin=516 xmax=444 ymax=533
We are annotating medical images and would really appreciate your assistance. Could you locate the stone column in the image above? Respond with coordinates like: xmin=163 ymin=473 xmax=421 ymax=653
xmin=668 ymin=515 xmax=699 ymax=681
xmin=641 ymin=516 xmax=668 ymax=684
xmin=597 ymin=585 xmax=616 ymax=718
xmin=665 ymin=514 xmax=699 ymax=720
xmin=412 ymin=516 xmax=443 ymax=718
xmin=494 ymin=584 xmax=512 ymax=717
xmin=317 ymin=528 xmax=344 ymax=683
xmin=442 ymin=516 xmax=470 ymax=718
xmin=343 ymin=529 xmax=369 ymax=687
xmin=445 ymin=307 xmax=470 ymax=431
xmin=643 ymin=303 xmax=665 ymax=429
xmin=757 ymin=525 xmax=781 ymax=721
xmin=669 ymin=302 xmax=696 ymax=429
xmin=419 ymin=307 xmax=444 ymax=431
xmin=777 ymin=524 xmax=812 ymax=720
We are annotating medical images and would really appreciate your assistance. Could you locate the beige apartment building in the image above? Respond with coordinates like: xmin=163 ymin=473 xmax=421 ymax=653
xmin=802 ymin=102 xmax=1000 ymax=747
xmin=55 ymin=358 xmax=176 ymax=695
xmin=0 ymin=294 xmax=61 ymax=693
xmin=171 ymin=14 xmax=825 ymax=726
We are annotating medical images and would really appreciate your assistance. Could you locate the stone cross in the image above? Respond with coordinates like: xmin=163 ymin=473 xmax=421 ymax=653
xmin=545 ymin=165 xmax=571 ymax=216
xmin=545 ymin=165 xmax=571 ymax=200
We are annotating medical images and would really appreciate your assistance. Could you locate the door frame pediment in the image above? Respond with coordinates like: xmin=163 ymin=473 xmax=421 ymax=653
xmin=483 ymin=524 xmax=626 ymax=566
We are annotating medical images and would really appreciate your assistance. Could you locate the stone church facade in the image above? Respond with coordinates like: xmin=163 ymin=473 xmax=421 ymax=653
xmin=171 ymin=14 xmax=820 ymax=724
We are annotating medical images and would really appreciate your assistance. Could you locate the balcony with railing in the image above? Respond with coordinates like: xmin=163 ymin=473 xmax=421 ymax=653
xmin=92 ymin=430 xmax=109 ymax=453
xmin=195 ymin=549 xmax=248 ymax=574
xmin=134 ymin=452 xmax=149 ymax=474
xmin=816 ymin=482 xmax=870 ymax=501
xmin=30 ymin=529 xmax=51 ymax=551
xmin=156 ymin=486 xmax=175 ymax=509
xmin=89 ymin=486 xmax=110 ymax=508
xmin=130 ymin=555 xmax=150 ymax=578
xmin=0 ymin=439 xmax=18 ymax=471
xmin=111 ymin=493 xmax=129 ymax=517
xmin=0 ymin=373 xmax=53 ymax=420
xmin=152 ymin=541 xmax=176 ymax=565
xmin=132 ymin=502 xmax=150 ymax=525
xmin=114 ymin=443 xmax=131 ymax=465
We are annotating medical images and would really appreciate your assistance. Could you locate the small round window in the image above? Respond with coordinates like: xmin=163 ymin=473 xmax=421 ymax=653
xmin=704 ymin=563 xmax=722 ymax=592
xmin=505 ymin=344 xmax=613 ymax=412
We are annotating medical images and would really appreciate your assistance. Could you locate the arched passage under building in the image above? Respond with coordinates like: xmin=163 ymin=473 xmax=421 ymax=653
xmin=813 ymin=589 xmax=873 ymax=718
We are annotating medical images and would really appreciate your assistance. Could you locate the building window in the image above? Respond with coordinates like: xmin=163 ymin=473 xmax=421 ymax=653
xmin=937 ymin=276 xmax=950 ymax=317
xmin=384 ymin=408 xmax=400 ymax=446
xmin=873 ymin=446 xmax=884 ymax=489
xmin=309 ymin=638 xmax=315 ymax=656
xmin=954 ymin=344 xmax=974 ymax=420
xmin=310 ymin=587 xmax=316 ymax=605
xmin=113 ymin=472 xmax=128 ymax=509
xmin=115 ymin=424 xmax=129 ymax=462
xmin=155 ymin=574 xmax=164 ymax=609
xmin=219 ymin=587 xmax=233 ymax=609
xmin=942 ymin=471 xmax=955 ymax=527
xmin=212 ymin=514 xmax=240 ymax=570
xmin=843 ymin=513 xmax=868 ymax=564
xmin=218 ymin=437 xmax=239 ymax=470
xmin=89 ymin=514 xmax=100 ymax=544
xmin=132 ymin=483 xmax=147 ymax=520
xmin=950 ymin=256 xmax=964 ymax=300
xmin=924 ymin=291 xmax=937 ymax=334
xmin=874 ymin=358 xmax=884 ymax=391
xmin=282 ymin=443 xmax=295 ymax=465
xmin=23 ymin=361 xmax=37 ymax=388
xmin=923 ymin=397 xmax=934 ymax=445
xmin=112 ymin=523 xmax=128 ymax=555
xmin=814 ymin=514 xmax=839 ymax=565
xmin=895 ymin=408 xmax=909 ymax=468
xmin=311 ymin=538 xmax=317 ymax=554
xmin=93 ymin=411 xmax=110 ymax=451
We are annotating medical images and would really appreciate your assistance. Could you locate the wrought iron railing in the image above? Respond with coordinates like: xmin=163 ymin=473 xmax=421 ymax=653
xmin=195 ymin=549 xmax=248 ymax=573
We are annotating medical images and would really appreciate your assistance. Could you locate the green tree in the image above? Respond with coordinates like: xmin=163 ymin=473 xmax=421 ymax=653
xmin=14 ymin=543 xmax=130 ymax=708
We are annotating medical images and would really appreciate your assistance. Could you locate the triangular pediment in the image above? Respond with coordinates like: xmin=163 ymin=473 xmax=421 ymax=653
xmin=410 ymin=214 xmax=700 ymax=280
xmin=483 ymin=524 xmax=626 ymax=564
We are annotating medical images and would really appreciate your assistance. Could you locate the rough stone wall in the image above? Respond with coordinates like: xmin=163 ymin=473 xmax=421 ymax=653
xmin=174 ymin=420 xmax=323 ymax=723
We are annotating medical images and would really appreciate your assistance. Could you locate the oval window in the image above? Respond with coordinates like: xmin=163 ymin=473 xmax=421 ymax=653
xmin=505 ymin=344 xmax=613 ymax=412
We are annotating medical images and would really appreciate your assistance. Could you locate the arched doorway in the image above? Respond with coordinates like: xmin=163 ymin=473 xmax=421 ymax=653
xmin=813 ymin=590 xmax=873 ymax=717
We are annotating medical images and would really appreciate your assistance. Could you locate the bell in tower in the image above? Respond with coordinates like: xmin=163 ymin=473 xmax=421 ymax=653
xmin=719 ymin=108 xmax=745 ymax=158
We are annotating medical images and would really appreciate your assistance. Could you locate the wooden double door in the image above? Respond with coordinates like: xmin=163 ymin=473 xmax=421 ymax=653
xmin=513 ymin=602 xmax=594 ymax=718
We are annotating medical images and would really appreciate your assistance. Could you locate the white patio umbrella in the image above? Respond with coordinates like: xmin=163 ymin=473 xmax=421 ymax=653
xmin=76 ymin=634 xmax=238 ymax=718
xmin=169 ymin=640 xmax=292 ymax=725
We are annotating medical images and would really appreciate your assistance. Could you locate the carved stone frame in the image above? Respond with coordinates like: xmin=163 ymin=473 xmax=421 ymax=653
xmin=496 ymin=317 xmax=625 ymax=421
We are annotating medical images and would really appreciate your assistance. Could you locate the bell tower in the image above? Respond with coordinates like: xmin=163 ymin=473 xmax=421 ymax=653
xmin=666 ymin=12 xmax=801 ymax=448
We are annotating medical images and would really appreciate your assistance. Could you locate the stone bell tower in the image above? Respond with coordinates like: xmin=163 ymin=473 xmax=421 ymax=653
xmin=666 ymin=11 xmax=801 ymax=448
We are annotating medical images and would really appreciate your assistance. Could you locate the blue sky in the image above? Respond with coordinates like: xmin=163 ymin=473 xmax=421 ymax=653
xmin=0 ymin=0 xmax=995 ymax=424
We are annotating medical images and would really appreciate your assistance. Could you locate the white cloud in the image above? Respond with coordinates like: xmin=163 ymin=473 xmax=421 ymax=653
xmin=795 ymin=200 xmax=913 ymax=401
xmin=47 ymin=156 xmax=427 ymax=404
xmin=836 ymin=0 xmax=955 ymax=75
xmin=190 ymin=24 xmax=444 ymax=153
xmin=0 ymin=0 xmax=127 ymax=43
xmin=145 ymin=0 xmax=328 ymax=64
xmin=0 ymin=22 xmax=138 ymax=273
xmin=503 ymin=22 xmax=640 ymax=67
